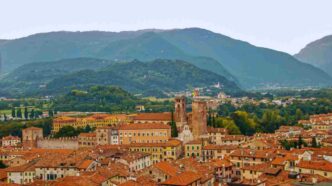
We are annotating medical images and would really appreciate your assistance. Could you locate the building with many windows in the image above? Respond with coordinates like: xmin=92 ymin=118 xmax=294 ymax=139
xmin=118 ymin=123 xmax=171 ymax=145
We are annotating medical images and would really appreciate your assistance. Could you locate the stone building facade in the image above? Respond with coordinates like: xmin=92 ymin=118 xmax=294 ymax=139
xmin=37 ymin=137 xmax=79 ymax=149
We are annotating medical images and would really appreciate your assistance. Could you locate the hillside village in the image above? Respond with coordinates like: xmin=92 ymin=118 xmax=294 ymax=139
xmin=0 ymin=96 xmax=332 ymax=186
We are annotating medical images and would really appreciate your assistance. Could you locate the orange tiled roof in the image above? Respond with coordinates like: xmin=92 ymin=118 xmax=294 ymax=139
xmin=79 ymin=133 xmax=96 ymax=138
xmin=242 ymin=162 xmax=281 ymax=175
xmin=119 ymin=123 xmax=170 ymax=130
xmin=230 ymin=149 xmax=276 ymax=159
xmin=271 ymin=157 xmax=287 ymax=165
xmin=128 ymin=139 xmax=181 ymax=147
xmin=154 ymin=161 xmax=179 ymax=176
xmin=133 ymin=112 xmax=171 ymax=121
xmin=6 ymin=161 xmax=36 ymax=172
xmin=203 ymin=144 xmax=237 ymax=150
xmin=53 ymin=176 xmax=99 ymax=186
xmin=209 ymin=159 xmax=232 ymax=168
xmin=119 ymin=176 xmax=157 ymax=186
xmin=22 ymin=127 xmax=42 ymax=131
xmin=78 ymin=159 xmax=94 ymax=169
xmin=297 ymin=160 xmax=332 ymax=172
xmin=276 ymin=126 xmax=303 ymax=133
xmin=2 ymin=135 xmax=20 ymax=141
xmin=161 ymin=171 xmax=201 ymax=186
xmin=186 ymin=139 xmax=202 ymax=145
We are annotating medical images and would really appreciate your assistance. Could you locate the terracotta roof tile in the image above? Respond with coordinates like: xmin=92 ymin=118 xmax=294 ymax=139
xmin=133 ymin=112 xmax=171 ymax=121
xmin=161 ymin=171 xmax=201 ymax=186
xmin=119 ymin=123 xmax=170 ymax=130
xmin=154 ymin=161 xmax=179 ymax=176
xmin=297 ymin=160 xmax=332 ymax=172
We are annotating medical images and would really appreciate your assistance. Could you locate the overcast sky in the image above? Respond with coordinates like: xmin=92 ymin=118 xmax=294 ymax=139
xmin=1 ymin=0 xmax=331 ymax=54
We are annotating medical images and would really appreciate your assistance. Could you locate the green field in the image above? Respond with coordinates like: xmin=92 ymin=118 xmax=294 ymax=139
xmin=0 ymin=109 xmax=11 ymax=115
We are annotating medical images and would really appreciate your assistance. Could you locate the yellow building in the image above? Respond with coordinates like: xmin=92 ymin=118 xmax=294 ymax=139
xmin=295 ymin=160 xmax=332 ymax=178
xmin=184 ymin=140 xmax=202 ymax=159
xmin=129 ymin=139 xmax=182 ymax=164
xmin=118 ymin=123 xmax=171 ymax=144
xmin=52 ymin=114 xmax=130 ymax=133
xmin=78 ymin=132 xmax=96 ymax=148
xmin=241 ymin=163 xmax=281 ymax=180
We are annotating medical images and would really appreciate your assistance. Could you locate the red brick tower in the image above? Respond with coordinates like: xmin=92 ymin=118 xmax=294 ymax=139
xmin=191 ymin=99 xmax=207 ymax=139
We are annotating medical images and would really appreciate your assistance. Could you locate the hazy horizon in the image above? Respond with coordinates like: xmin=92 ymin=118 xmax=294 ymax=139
xmin=1 ymin=0 xmax=332 ymax=54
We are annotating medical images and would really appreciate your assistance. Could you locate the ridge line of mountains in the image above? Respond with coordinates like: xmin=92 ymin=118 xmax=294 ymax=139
xmin=0 ymin=27 xmax=331 ymax=97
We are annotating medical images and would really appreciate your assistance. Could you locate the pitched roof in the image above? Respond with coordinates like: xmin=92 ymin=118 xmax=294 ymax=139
xmin=6 ymin=161 xmax=36 ymax=172
xmin=154 ymin=161 xmax=179 ymax=176
xmin=161 ymin=171 xmax=201 ymax=186
xmin=242 ymin=162 xmax=281 ymax=175
xmin=186 ymin=139 xmax=202 ymax=145
xmin=119 ymin=123 xmax=170 ymax=130
xmin=276 ymin=126 xmax=303 ymax=132
xmin=230 ymin=149 xmax=276 ymax=159
xmin=22 ymin=127 xmax=42 ymax=131
xmin=2 ymin=135 xmax=20 ymax=141
xmin=203 ymin=144 xmax=237 ymax=150
xmin=79 ymin=133 xmax=96 ymax=138
xmin=297 ymin=160 xmax=332 ymax=172
xmin=133 ymin=112 xmax=171 ymax=121
xmin=128 ymin=139 xmax=181 ymax=147
xmin=208 ymin=159 xmax=232 ymax=168
xmin=119 ymin=176 xmax=157 ymax=186
xmin=78 ymin=159 xmax=94 ymax=169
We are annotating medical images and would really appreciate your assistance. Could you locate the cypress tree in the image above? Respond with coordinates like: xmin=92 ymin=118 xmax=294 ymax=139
xmin=212 ymin=115 xmax=216 ymax=128
xmin=30 ymin=109 xmax=35 ymax=119
xmin=311 ymin=136 xmax=318 ymax=148
xmin=84 ymin=125 xmax=92 ymax=133
xmin=17 ymin=108 xmax=22 ymax=118
xmin=48 ymin=110 xmax=54 ymax=117
xmin=297 ymin=135 xmax=304 ymax=149
xmin=0 ymin=160 xmax=7 ymax=169
xmin=11 ymin=108 xmax=16 ymax=118
xmin=170 ymin=110 xmax=178 ymax=137
xmin=207 ymin=109 xmax=212 ymax=126
xmin=24 ymin=107 xmax=28 ymax=120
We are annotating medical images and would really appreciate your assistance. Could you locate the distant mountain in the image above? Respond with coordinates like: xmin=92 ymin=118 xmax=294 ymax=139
xmin=53 ymin=86 xmax=142 ymax=112
xmin=0 ymin=28 xmax=331 ymax=89
xmin=0 ymin=58 xmax=115 ymax=95
xmin=0 ymin=58 xmax=241 ymax=97
xmin=295 ymin=35 xmax=332 ymax=76
xmin=158 ymin=28 xmax=332 ymax=88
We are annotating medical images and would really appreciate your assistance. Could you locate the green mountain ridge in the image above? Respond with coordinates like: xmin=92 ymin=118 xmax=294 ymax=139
xmin=295 ymin=35 xmax=332 ymax=76
xmin=0 ymin=58 xmax=241 ymax=97
xmin=0 ymin=28 xmax=331 ymax=89
xmin=159 ymin=28 xmax=332 ymax=88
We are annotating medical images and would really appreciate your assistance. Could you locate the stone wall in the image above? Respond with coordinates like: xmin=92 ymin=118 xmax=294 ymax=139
xmin=37 ymin=137 xmax=78 ymax=149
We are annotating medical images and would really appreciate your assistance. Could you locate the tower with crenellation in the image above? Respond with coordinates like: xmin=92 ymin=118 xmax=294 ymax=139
xmin=22 ymin=127 xmax=43 ymax=148
xmin=174 ymin=95 xmax=187 ymax=128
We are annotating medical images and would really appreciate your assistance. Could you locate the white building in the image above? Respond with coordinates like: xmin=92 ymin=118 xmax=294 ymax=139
xmin=2 ymin=135 xmax=21 ymax=147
